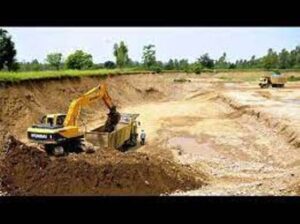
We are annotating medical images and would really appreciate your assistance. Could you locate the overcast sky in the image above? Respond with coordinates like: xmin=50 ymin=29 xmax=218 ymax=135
xmin=2 ymin=27 xmax=300 ymax=63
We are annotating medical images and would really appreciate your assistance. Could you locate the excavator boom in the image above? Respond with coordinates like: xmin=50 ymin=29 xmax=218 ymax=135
xmin=63 ymin=83 xmax=114 ymax=127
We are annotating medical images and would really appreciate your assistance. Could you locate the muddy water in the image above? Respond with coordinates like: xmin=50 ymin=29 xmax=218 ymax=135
xmin=168 ymin=136 xmax=217 ymax=158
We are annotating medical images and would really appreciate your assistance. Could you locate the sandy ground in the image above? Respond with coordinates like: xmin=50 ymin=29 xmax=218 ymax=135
xmin=117 ymin=79 xmax=300 ymax=195
xmin=2 ymin=73 xmax=300 ymax=195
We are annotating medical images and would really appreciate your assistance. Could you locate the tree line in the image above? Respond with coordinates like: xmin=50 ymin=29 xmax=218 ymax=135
xmin=1 ymin=28 xmax=300 ymax=73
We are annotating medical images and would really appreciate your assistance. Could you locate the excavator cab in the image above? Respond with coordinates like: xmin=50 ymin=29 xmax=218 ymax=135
xmin=37 ymin=114 xmax=66 ymax=129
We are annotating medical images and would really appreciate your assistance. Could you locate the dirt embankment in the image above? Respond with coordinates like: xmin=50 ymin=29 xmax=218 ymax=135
xmin=0 ymin=136 xmax=206 ymax=195
xmin=217 ymin=94 xmax=300 ymax=148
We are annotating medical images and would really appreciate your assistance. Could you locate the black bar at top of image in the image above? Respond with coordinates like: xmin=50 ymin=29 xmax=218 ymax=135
xmin=0 ymin=1 xmax=300 ymax=27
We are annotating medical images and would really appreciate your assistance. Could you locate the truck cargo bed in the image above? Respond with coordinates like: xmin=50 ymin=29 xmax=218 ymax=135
xmin=85 ymin=123 xmax=131 ymax=149
xmin=85 ymin=113 xmax=139 ymax=150
xmin=270 ymin=76 xmax=287 ymax=84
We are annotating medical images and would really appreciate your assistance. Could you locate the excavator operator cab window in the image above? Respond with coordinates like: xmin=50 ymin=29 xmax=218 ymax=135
xmin=47 ymin=118 xmax=54 ymax=126
xmin=56 ymin=115 xmax=66 ymax=126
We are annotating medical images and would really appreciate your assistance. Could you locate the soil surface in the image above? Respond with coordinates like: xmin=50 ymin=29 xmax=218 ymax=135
xmin=1 ymin=73 xmax=300 ymax=195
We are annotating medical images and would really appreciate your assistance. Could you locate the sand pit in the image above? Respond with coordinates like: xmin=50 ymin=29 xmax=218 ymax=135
xmin=2 ymin=73 xmax=300 ymax=195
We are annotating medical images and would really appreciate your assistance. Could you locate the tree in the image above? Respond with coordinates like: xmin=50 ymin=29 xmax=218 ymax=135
xmin=65 ymin=50 xmax=93 ymax=70
xmin=249 ymin=55 xmax=256 ymax=68
xmin=179 ymin=59 xmax=189 ymax=71
xmin=289 ymin=46 xmax=300 ymax=68
xmin=174 ymin=59 xmax=179 ymax=70
xmin=262 ymin=48 xmax=278 ymax=69
xmin=113 ymin=41 xmax=129 ymax=68
xmin=142 ymin=44 xmax=156 ymax=68
xmin=0 ymin=29 xmax=17 ymax=71
xmin=228 ymin=63 xmax=236 ymax=69
xmin=46 ymin=53 xmax=62 ymax=70
xmin=104 ymin=61 xmax=116 ymax=69
xmin=198 ymin=53 xmax=214 ymax=69
xmin=191 ymin=62 xmax=203 ymax=74
xmin=126 ymin=58 xmax=141 ymax=68
xmin=165 ymin=59 xmax=174 ymax=70
xmin=31 ymin=59 xmax=42 ymax=71
xmin=156 ymin=61 xmax=164 ymax=68
xmin=215 ymin=52 xmax=228 ymax=69
xmin=289 ymin=49 xmax=297 ymax=68
xmin=278 ymin=49 xmax=290 ymax=69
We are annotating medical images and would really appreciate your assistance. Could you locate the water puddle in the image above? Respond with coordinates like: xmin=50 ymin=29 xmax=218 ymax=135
xmin=168 ymin=136 xmax=217 ymax=157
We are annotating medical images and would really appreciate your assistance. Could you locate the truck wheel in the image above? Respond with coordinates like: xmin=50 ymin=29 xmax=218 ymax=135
xmin=82 ymin=142 xmax=95 ymax=154
xmin=130 ymin=134 xmax=138 ymax=147
xmin=260 ymin=84 xmax=269 ymax=88
xmin=53 ymin=146 xmax=65 ymax=157
xmin=272 ymin=84 xmax=282 ymax=88
xmin=119 ymin=145 xmax=128 ymax=152
xmin=130 ymin=138 xmax=137 ymax=147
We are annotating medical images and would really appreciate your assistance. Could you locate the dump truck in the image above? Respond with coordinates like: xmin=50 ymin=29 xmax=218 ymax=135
xmin=85 ymin=113 xmax=139 ymax=151
xmin=259 ymin=74 xmax=287 ymax=88
xmin=27 ymin=83 xmax=139 ymax=156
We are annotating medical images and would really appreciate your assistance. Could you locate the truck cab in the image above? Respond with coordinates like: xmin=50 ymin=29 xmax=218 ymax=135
xmin=259 ymin=77 xmax=271 ymax=88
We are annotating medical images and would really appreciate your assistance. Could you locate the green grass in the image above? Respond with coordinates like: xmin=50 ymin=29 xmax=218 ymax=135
xmin=2 ymin=68 xmax=300 ymax=83
xmin=288 ymin=76 xmax=300 ymax=82
xmin=216 ymin=72 xmax=263 ymax=82
xmin=218 ymin=76 xmax=234 ymax=81
xmin=0 ymin=68 xmax=150 ymax=82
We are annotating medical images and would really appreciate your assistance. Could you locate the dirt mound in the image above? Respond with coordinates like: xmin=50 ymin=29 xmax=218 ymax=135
xmin=0 ymin=136 xmax=205 ymax=195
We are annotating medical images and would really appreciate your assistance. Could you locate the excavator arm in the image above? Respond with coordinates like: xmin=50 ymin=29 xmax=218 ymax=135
xmin=63 ymin=83 xmax=115 ymax=127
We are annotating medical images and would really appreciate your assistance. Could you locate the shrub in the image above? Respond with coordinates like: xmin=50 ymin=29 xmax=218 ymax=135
xmin=150 ymin=66 xmax=162 ymax=74
xmin=65 ymin=50 xmax=93 ymax=70
xmin=104 ymin=61 xmax=116 ymax=69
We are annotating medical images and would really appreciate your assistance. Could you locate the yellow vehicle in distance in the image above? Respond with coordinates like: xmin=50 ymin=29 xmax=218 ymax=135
xmin=259 ymin=72 xmax=287 ymax=88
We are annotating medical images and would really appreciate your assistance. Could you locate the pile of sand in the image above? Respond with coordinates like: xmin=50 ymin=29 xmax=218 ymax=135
xmin=0 ymin=136 xmax=206 ymax=195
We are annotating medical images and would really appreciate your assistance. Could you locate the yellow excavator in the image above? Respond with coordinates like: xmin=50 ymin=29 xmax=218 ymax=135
xmin=27 ymin=83 xmax=120 ymax=156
